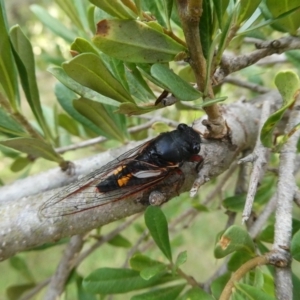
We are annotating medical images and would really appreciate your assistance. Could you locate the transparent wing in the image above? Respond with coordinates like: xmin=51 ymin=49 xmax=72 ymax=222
xmin=39 ymin=141 xmax=169 ymax=217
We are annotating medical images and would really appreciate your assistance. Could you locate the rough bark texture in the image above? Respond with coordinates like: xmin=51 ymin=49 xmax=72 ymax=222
xmin=0 ymin=91 xmax=282 ymax=261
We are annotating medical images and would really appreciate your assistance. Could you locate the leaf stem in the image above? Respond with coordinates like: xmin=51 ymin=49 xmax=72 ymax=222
xmin=219 ymin=255 xmax=269 ymax=300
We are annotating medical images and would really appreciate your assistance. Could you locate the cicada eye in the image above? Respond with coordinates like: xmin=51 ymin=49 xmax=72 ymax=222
xmin=192 ymin=144 xmax=200 ymax=154
xmin=178 ymin=123 xmax=188 ymax=131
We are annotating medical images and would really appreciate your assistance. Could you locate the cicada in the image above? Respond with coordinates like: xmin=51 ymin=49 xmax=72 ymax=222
xmin=40 ymin=124 xmax=202 ymax=217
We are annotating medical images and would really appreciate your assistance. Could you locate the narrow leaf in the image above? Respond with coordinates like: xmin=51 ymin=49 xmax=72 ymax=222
xmin=62 ymin=53 xmax=133 ymax=103
xmin=235 ymin=283 xmax=276 ymax=300
xmin=174 ymin=251 xmax=187 ymax=270
xmin=89 ymin=0 xmax=137 ymax=19
xmin=117 ymin=102 xmax=160 ymax=116
xmin=0 ymin=0 xmax=19 ymax=107
xmin=10 ymin=25 xmax=51 ymax=138
xmin=0 ymin=138 xmax=63 ymax=163
xmin=0 ymin=108 xmax=27 ymax=136
xmin=131 ymin=284 xmax=185 ymax=300
xmin=144 ymin=206 xmax=172 ymax=262
xmin=108 ymin=234 xmax=132 ymax=248
xmin=93 ymin=19 xmax=186 ymax=63
xmin=49 ymin=66 xmax=120 ymax=107
xmin=261 ymin=71 xmax=300 ymax=148
xmin=130 ymin=254 xmax=166 ymax=271
xmin=30 ymin=5 xmax=77 ymax=43
xmin=151 ymin=64 xmax=202 ymax=101
xmin=83 ymin=268 xmax=167 ymax=294
xmin=140 ymin=264 xmax=167 ymax=280
xmin=73 ymin=97 xmax=126 ymax=141
xmin=54 ymin=83 xmax=106 ymax=136
xmin=237 ymin=0 xmax=261 ymax=24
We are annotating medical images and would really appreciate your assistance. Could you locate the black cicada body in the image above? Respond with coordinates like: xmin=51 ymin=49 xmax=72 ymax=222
xmin=40 ymin=124 xmax=202 ymax=217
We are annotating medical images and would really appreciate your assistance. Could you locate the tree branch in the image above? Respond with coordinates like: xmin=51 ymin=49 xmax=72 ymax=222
xmin=176 ymin=0 xmax=226 ymax=137
xmin=44 ymin=234 xmax=85 ymax=300
xmin=219 ymin=255 xmax=270 ymax=300
xmin=214 ymin=36 xmax=300 ymax=85
xmin=0 ymin=92 xmax=283 ymax=261
xmin=273 ymin=94 xmax=300 ymax=300
xmin=239 ymin=100 xmax=271 ymax=222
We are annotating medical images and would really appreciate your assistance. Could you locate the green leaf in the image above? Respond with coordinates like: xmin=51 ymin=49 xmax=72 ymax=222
xmin=73 ymin=97 xmax=126 ymax=141
xmin=76 ymin=274 xmax=98 ymax=300
xmin=261 ymin=71 xmax=300 ymax=148
xmin=108 ymin=234 xmax=132 ymax=248
xmin=174 ymin=251 xmax=187 ymax=270
xmin=6 ymin=284 xmax=36 ymax=300
xmin=266 ymin=0 xmax=300 ymax=35
xmin=30 ymin=5 xmax=77 ymax=43
xmin=58 ymin=113 xmax=80 ymax=136
xmin=238 ymin=5 xmax=300 ymax=36
xmin=71 ymin=37 xmax=99 ymax=55
xmin=117 ymin=102 xmax=160 ymax=116
xmin=212 ymin=0 xmax=229 ymax=29
xmin=292 ymin=273 xmax=300 ymax=300
xmin=10 ymin=25 xmax=51 ymax=139
xmin=93 ymin=19 xmax=186 ymax=63
xmin=140 ymin=264 xmax=167 ymax=280
xmin=83 ymin=268 xmax=167 ymax=294
xmin=54 ymin=0 xmax=85 ymax=31
xmin=144 ymin=206 xmax=172 ymax=262
xmin=163 ymin=0 xmax=173 ymax=30
xmin=0 ymin=138 xmax=63 ymax=163
xmin=258 ymin=224 xmax=274 ymax=243
xmin=237 ymin=0 xmax=261 ymax=24
xmin=54 ymin=83 xmax=106 ymax=136
xmin=130 ymin=254 xmax=165 ymax=272
xmin=9 ymin=256 xmax=35 ymax=282
xmin=10 ymin=157 xmax=31 ymax=172
xmin=274 ymin=122 xmax=300 ymax=152
xmin=0 ymin=0 xmax=19 ymax=108
xmin=223 ymin=194 xmax=246 ymax=212
xmin=211 ymin=272 xmax=231 ymax=300
xmin=179 ymin=287 xmax=215 ymax=300
xmin=131 ymin=284 xmax=185 ymax=300
xmin=214 ymin=225 xmax=256 ymax=258
xmin=89 ymin=0 xmax=137 ymax=19
xmin=215 ymin=3 xmax=237 ymax=64
xmin=199 ymin=0 xmax=212 ymax=59
xmin=49 ymin=66 xmax=120 ymax=107
xmin=0 ymin=108 xmax=27 ymax=136
xmin=151 ymin=64 xmax=202 ymax=101
xmin=235 ymin=283 xmax=276 ymax=300
xmin=227 ymin=251 xmax=254 ymax=271
xmin=125 ymin=63 xmax=156 ymax=103
xmin=62 ymin=53 xmax=133 ymax=103
xmin=291 ymin=229 xmax=300 ymax=261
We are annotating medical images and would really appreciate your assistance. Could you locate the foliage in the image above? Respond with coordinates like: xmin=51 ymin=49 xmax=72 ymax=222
xmin=1 ymin=0 xmax=300 ymax=299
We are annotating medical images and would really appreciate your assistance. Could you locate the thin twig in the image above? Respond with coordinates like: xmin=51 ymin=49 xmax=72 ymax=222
xmin=248 ymin=193 xmax=277 ymax=239
xmin=214 ymin=36 xmax=300 ymax=84
xmin=22 ymin=215 xmax=140 ymax=299
xmin=223 ymin=76 xmax=271 ymax=94
xmin=219 ymin=255 xmax=269 ymax=300
xmin=239 ymin=100 xmax=271 ymax=222
xmin=55 ymin=120 xmax=157 ymax=154
xmin=44 ymin=234 xmax=85 ymax=300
